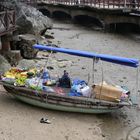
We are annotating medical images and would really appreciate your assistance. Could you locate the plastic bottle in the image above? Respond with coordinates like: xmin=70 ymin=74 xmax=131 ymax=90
xmin=42 ymin=68 xmax=50 ymax=85
xmin=36 ymin=64 xmax=41 ymax=77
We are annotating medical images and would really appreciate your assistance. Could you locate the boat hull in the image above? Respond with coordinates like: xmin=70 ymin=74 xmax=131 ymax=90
xmin=2 ymin=83 xmax=126 ymax=114
xmin=13 ymin=94 xmax=118 ymax=114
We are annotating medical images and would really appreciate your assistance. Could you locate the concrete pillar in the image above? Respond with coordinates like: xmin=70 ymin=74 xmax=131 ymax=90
xmin=0 ymin=34 xmax=22 ymax=66
xmin=1 ymin=35 xmax=11 ymax=52
xmin=104 ymin=24 xmax=110 ymax=32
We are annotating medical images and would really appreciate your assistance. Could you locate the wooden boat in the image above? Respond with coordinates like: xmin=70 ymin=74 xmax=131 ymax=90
xmin=0 ymin=45 xmax=139 ymax=113
xmin=2 ymin=82 xmax=132 ymax=114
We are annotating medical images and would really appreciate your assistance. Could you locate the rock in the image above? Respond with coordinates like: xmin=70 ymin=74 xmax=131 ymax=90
xmin=16 ymin=34 xmax=39 ymax=59
xmin=4 ymin=1 xmax=52 ymax=35
xmin=123 ymin=77 xmax=127 ymax=79
xmin=82 ymin=67 xmax=86 ymax=69
xmin=57 ymin=59 xmax=69 ymax=62
xmin=47 ymin=66 xmax=54 ymax=70
xmin=1 ymin=50 xmax=22 ymax=66
xmin=17 ymin=59 xmax=36 ymax=68
xmin=119 ymin=80 xmax=123 ymax=82
xmin=0 ymin=55 xmax=11 ymax=74
xmin=58 ymin=63 xmax=67 ymax=68
xmin=1 ymin=131 xmax=4 ymax=135
xmin=102 ymin=134 xmax=106 ymax=137
xmin=44 ymin=31 xmax=55 ymax=39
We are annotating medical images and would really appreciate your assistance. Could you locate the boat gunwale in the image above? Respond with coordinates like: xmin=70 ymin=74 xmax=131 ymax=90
xmin=3 ymin=85 xmax=122 ymax=110
xmin=1 ymin=81 xmax=131 ymax=108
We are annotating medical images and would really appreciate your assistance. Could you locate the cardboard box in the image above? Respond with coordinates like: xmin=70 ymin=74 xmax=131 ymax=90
xmin=92 ymin=83 xmax=122 ymax=102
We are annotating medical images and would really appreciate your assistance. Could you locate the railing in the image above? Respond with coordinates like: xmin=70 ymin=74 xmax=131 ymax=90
xmin=37 ymin=0 xmax=140 ymax=9
xmin=0 ymin=0 xmax=139 ymax=10
xmin=17 ymin=0 xmax=37 ymax=7
xmin=0 ymin=4 xmax=16 ymax=36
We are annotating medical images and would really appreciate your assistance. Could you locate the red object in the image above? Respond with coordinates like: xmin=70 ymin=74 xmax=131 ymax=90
xmin=54 ymin=87 xmax=65 ymax=95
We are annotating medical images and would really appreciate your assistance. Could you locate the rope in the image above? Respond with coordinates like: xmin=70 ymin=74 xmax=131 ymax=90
xmin=92 ymin=57 xmax=99 ymax=84
xmin=35 ymin=51 xmax=53 ymax=96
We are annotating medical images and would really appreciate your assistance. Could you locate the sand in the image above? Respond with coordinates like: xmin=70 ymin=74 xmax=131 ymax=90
xmin=0 ymin=21 xmax=140 ymax=140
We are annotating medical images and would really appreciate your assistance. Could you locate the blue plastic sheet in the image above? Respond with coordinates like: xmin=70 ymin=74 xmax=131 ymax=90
xmin=33 ymin=44 xmax=139 ymax=68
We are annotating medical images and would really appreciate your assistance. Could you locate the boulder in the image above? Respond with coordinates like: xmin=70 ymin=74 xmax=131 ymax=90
xmin=0 ymin=55 xmax=11 ymax=74
xmin=17 ymin=59 xmax=36 ymax=69
xmin=5 ymin=0 xmax=53 ymax=35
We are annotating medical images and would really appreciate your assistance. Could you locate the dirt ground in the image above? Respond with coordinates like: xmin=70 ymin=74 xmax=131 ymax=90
xmin=0 ymin=21 xmax=140 ymax=140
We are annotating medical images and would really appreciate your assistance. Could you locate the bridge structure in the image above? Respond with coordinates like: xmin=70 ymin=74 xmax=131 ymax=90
xmin=0 ymin=4 xmax=16 ymax=52
xmin=37 ymin=0 xmax=140 ymax=9
xmin=1 ymin=0 xmax=139 ymax=31
xmin=33 ymin=0 xmax=140 ymax=31
xmin=0 ymin=4 xmax=15 ymax=37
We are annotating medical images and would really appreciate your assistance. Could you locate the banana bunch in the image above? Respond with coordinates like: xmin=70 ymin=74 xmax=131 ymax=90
xmin=4 ymin=71 xmax=16 ymax=79
xmin=4 ymin=67 xmax=24 ymax=79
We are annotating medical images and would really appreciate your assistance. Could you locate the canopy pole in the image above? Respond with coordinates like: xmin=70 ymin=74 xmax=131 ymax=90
xmin=99 ymin=59 xmax=104 ymax=102
xmin=92 ymin=58 xmax=95 ymax=84
xmin=136 ymin=67 xmax=139 ymax=95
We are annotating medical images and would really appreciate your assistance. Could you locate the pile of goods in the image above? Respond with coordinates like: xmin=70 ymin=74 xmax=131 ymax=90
xmin=1 ymin=67 xmax=91 ymax=97
xmin=1 ymin=68 xmax=130 ymax=102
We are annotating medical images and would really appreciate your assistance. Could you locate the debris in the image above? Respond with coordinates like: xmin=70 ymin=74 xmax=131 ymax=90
xmin=40 ymin=117 xmax=51 ymax=124
xmin=44 ymin=34 xmax=54 ymax=39
xmin=57 ymin=59 xmax=69 ymax=62
xmin=47 ymin=40 xmax=52 ymax=44
xmin=42 ymin=54 xmax=49 ymax=57
xmin=123 ymin=77 xmax=127 ymax=79
xmin=119 ymin=80 xmax=123 ymax=82
xmin=94 ymin=69 xmax=97 ymax=72
xmin=82 ymin=67 xmax=86 ymax=69
xmin=102 ymin=134 xmax=106 ymax=137
xmin=47 ymin=66 xmax=54 ymax=70
xmin=58 ymin=63 xmax=67 ymax=68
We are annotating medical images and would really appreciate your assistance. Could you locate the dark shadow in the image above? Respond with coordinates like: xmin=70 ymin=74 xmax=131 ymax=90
xmin=73 ymin=15 xmax=103 ymax=28
xmin=52 ymin=11 xmax=72 ymax=20
xmin=110 ymin=23 xmax=140 ymax=33
xmin=39 ymin=9 xmax=51 ymax=17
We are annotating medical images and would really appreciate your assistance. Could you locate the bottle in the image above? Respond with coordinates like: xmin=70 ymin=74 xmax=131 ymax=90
xmin=36 ymin=64 xmax=41 ymax=77
xmin=42 ymin=68 xmax=50 ymax=85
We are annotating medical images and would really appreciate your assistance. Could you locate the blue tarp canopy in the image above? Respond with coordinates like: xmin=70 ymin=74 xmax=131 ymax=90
xmin=33 ymin=44 xmax=139 ymax=68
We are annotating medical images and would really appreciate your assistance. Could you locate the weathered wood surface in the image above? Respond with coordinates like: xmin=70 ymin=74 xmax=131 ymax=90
xmin=0 ymin=4 xmax=15 ymax=36
xmin=1 ymin=81 xmax=131 ymax=109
